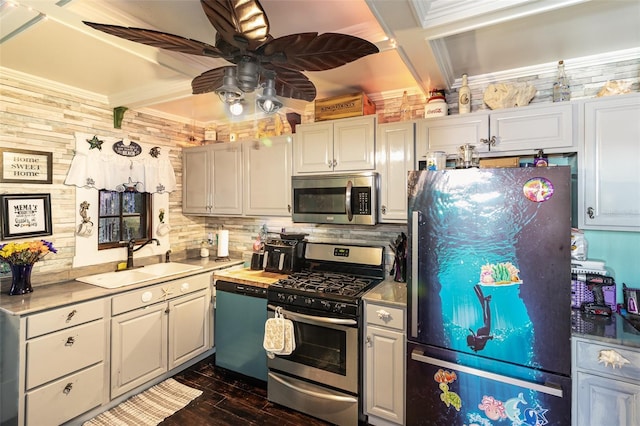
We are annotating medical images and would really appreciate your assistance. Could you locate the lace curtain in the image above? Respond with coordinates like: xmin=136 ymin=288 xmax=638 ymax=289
xmin=65 ymin=132 xmax=176 ymax=193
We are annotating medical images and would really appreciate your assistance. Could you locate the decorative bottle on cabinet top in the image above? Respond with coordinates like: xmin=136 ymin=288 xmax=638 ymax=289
xmin=400 ymin=90 xmax=411 ymax=121
xmin=553 ymin=60 xmax=570 ymax=102
xmin=458 ymin=74 xmax=471 ymax=114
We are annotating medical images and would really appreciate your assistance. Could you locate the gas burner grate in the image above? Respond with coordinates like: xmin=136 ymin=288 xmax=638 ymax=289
xmin=278 ymin=272 xmax=374 ymax=297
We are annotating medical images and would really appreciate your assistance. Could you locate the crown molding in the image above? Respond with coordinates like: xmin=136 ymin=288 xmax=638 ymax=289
xmin=0 ymin=66 xmax=109 ymax=103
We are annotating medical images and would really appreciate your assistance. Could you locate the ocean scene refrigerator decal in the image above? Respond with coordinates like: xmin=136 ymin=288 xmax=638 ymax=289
xmin=406 ymin=167 xmax=572 ymax=426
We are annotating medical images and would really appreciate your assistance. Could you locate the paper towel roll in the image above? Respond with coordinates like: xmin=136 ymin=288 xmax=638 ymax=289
xmin=217 ymin=230 xmax=229 ymax=257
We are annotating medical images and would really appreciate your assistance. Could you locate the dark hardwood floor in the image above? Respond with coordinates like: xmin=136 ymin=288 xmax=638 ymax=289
xmin=159 ymin=354 xmax=332 ymax=426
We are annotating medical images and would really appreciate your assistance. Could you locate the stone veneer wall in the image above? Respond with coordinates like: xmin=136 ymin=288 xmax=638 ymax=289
xmin=0 ymin=73 xmax=207 ymax=288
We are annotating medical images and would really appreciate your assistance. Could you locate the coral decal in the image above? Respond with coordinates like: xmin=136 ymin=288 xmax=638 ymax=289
xmin=478 ymin=395 xmax=507 ymax=421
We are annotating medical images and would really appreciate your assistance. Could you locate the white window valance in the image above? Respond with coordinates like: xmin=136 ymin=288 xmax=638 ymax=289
xmin=65 ymin=132 xmax=176 ymax=194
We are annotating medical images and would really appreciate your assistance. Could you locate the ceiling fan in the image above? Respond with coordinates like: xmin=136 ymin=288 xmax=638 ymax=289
xmin=84 ymin=0 xmax=379 ymax=115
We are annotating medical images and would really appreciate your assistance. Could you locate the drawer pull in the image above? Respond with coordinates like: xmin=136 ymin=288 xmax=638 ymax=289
xmin=65 ymin=336 xmax=75 ymax=346
xmin=598 ymin=349 xmax=630 ymax=369
xmin=66 ymin=310 xmax=77 ymax=322
xmin=376 ymin=309 xmax=391 ymax=321
xmin=63 ymin=383 xmax=73 ymax=395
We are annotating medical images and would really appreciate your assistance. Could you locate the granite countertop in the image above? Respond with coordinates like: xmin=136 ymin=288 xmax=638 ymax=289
xmin=571 ymin=309 xmax=640 ymax=349
xmin=213 ymin=268 xmax=288 ymax=288
xmin=0 ymin=258 xmax=244 ymax=317
xmin=363 ymin=279 xmax=407 ymax=307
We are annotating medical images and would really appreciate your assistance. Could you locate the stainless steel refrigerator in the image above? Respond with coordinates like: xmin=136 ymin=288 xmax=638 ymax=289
xmin=406 ymin=167 xmax=572 ymax=425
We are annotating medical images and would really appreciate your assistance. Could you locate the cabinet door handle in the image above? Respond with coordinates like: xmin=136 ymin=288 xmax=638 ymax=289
xmin=381 ymin=205 xmax=387 ymax=214
xmin=328 ymin=161 xmax=333 ymax=168
xmin=66 ymin=310 xmax=77 ymax=322
xmin=366 ymin=335 xmax=372 ymax=347
xmin=480 ymin=136 xmax=496 ymax=148
xmin=376 ymin=309 xmax=391 ymax=321
xmin=288 ymin=204 xmax=291 ymax=213
xmin=165 ymin=307 xmax=170 ymax=314
xmin=333 ymin=159 xmax=337 ymax=167
xmin=63 ymin=383 xmax=73 ymax=395
xmin=587 ymin=207 xmax=595 ymax=219
xmin=65 ymin=337 xmax=75 ymax=346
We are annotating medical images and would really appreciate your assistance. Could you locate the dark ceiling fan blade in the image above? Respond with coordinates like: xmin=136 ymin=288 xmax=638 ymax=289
xmin=260 ymin=32 xmax=379 ymax=72
xmin=84 ymin=22 xmax=225 ymax=57
xmin=201 ymin=0 xmax=270 ymax=51
xmin=268 ymin=67 xmax=317 ymax=101
xmin=191 ymin=66 xmax=230 ymax=94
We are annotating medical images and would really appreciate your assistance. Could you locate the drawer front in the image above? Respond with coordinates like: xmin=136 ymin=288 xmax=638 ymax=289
xmin=111 ymin=272 xmax=210 ymax=315
xmin=575 ymin=339 xmax=640 ymax=382
xmin=366 ymin=303 xmax=405 ymax=331
xmin=26 ymin=362 xmax=104 ymax=426
xmin=26 ymin=320 xmax=105 ymax=389
xmin=26 ymin=298 xmax=105 ymax=339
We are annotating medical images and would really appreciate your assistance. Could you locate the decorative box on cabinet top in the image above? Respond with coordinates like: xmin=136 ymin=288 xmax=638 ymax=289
xmin=315 ymin=92 xmax=376 ymax=121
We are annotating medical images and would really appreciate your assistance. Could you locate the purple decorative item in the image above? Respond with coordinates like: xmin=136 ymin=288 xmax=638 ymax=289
xmin=9 ymin=263 xmax=33 ymax=295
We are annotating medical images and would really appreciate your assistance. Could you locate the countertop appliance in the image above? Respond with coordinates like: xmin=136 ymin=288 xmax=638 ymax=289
xmin=263 ymin=236 xmax=306 ymax=274
xmin=406 ymin=167 xmax=572 ymax=425
xmin=215 ymin=280 xmax=268 ymax=381
xmin=291 ymin=172 xmax=378 ymax=225
xmin=267 ymin=242 xmax=385 ymax=426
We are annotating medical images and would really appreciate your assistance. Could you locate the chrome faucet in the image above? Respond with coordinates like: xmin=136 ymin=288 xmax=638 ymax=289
xmin=126 ymin=238 xmax=160 ymax=269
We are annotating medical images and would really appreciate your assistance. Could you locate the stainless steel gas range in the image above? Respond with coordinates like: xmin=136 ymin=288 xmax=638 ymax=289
xmin=267 ymin=242 xmax=385 ymax=426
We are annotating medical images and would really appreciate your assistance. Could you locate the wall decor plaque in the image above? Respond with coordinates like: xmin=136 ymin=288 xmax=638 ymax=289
xmin=0 ymin=194 xmax=53 ymax=240
xmin=112 ymin=140 xmax=142 ymax=157
xmin=0 ymin=148 xmax=53 ymax=184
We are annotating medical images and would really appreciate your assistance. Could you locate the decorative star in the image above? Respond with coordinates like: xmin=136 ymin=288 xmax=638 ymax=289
xmin=150 ymin=146 xmax=161 ymax=158
xmin=86 ymin=135 xmax=104 ymax=150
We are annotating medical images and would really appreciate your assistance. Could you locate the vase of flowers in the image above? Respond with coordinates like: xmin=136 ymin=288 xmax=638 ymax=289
xmin=0 ymin=240 xmax=57 ymax=296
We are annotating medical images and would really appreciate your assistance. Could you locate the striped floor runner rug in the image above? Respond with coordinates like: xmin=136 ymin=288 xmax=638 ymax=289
xmin=83 ymin=378 xmax=203 ymax=426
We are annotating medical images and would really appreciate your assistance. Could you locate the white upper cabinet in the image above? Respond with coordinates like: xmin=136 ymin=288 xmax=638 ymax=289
xmin=416 ymin=112 xmax=489 ymax=163
xmin=182 ymin=144 xmax=243 ymax=215
xmin=294 ymin=116 xmax=376 ymax=174
xmin=416 ymin=103 xmax=575 ymax=163
xmin=487 ymin=103 xmax=575 ymax=153
xmin=579 ymin=93 xmax=640 ymax=231
xmin=243 ymin=136 xmax=293 ymax=217
xmin=376 ymin=121 xmax=415 ymax=223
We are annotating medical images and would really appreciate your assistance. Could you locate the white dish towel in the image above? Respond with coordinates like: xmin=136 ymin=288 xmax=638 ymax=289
xmin=263 ymin=307 xmax=295 ymax=358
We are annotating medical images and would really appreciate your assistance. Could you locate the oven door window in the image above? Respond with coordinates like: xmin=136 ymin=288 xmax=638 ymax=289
xmin=288 ymin=321 xmax=347 ymax=376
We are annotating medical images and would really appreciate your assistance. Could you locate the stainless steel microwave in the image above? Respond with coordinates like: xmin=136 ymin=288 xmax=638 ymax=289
xmin=291 ymin=172 xmax=378 ymax=225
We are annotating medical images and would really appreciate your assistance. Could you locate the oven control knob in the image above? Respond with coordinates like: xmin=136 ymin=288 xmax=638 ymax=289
xmin=287 ymin=295 xmax=296 ymax=303
xmin=304 ymin=298 xmax=314 ymax=305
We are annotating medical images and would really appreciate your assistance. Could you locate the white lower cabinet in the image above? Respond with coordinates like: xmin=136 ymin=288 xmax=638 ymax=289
xmin=110 ymin=273 xmax=211 ymax=398
xmin=0 ymin=298 xmax=109 ymax=426
xmin=572 ymin=337 xmax=640 ymax=426
xmin=0 ymin=271 xmax=214 ymax=426
xmin=364 ymin=300 xmax=405 ymax=425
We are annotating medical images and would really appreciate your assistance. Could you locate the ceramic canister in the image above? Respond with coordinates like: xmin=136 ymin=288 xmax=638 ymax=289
xmin=424 ymin=94 xmax=447 ymax=118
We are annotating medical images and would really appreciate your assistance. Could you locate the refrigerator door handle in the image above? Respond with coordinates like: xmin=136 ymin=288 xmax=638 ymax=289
xmin=410 ymin=211 xmax=420 ymax=338
xmin=411 ymin=349 xmax=564 ymax=398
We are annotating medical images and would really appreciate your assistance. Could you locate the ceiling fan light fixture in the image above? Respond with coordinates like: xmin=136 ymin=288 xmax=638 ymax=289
xmin=257 ymin=78 xmax=283 ymax=114
xmin=236 ymin=59 xmax=260 ymax=93
xmin=216 ymin=67 xmax=243 ymax=103
xmin=229 ymin=100 xmax=244 ymax=116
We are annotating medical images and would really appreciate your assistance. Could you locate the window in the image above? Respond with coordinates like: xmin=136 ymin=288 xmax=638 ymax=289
xmin=98 ymin=190 xmax=152 ymax=249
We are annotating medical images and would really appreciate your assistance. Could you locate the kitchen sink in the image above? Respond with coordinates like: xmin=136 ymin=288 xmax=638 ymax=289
xmin=76 ymin=262 xmax=203 ymax=289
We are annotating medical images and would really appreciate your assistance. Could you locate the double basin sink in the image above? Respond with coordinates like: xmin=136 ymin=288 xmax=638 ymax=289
xmin=76 ymin=262 xmax=203 ymax=289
